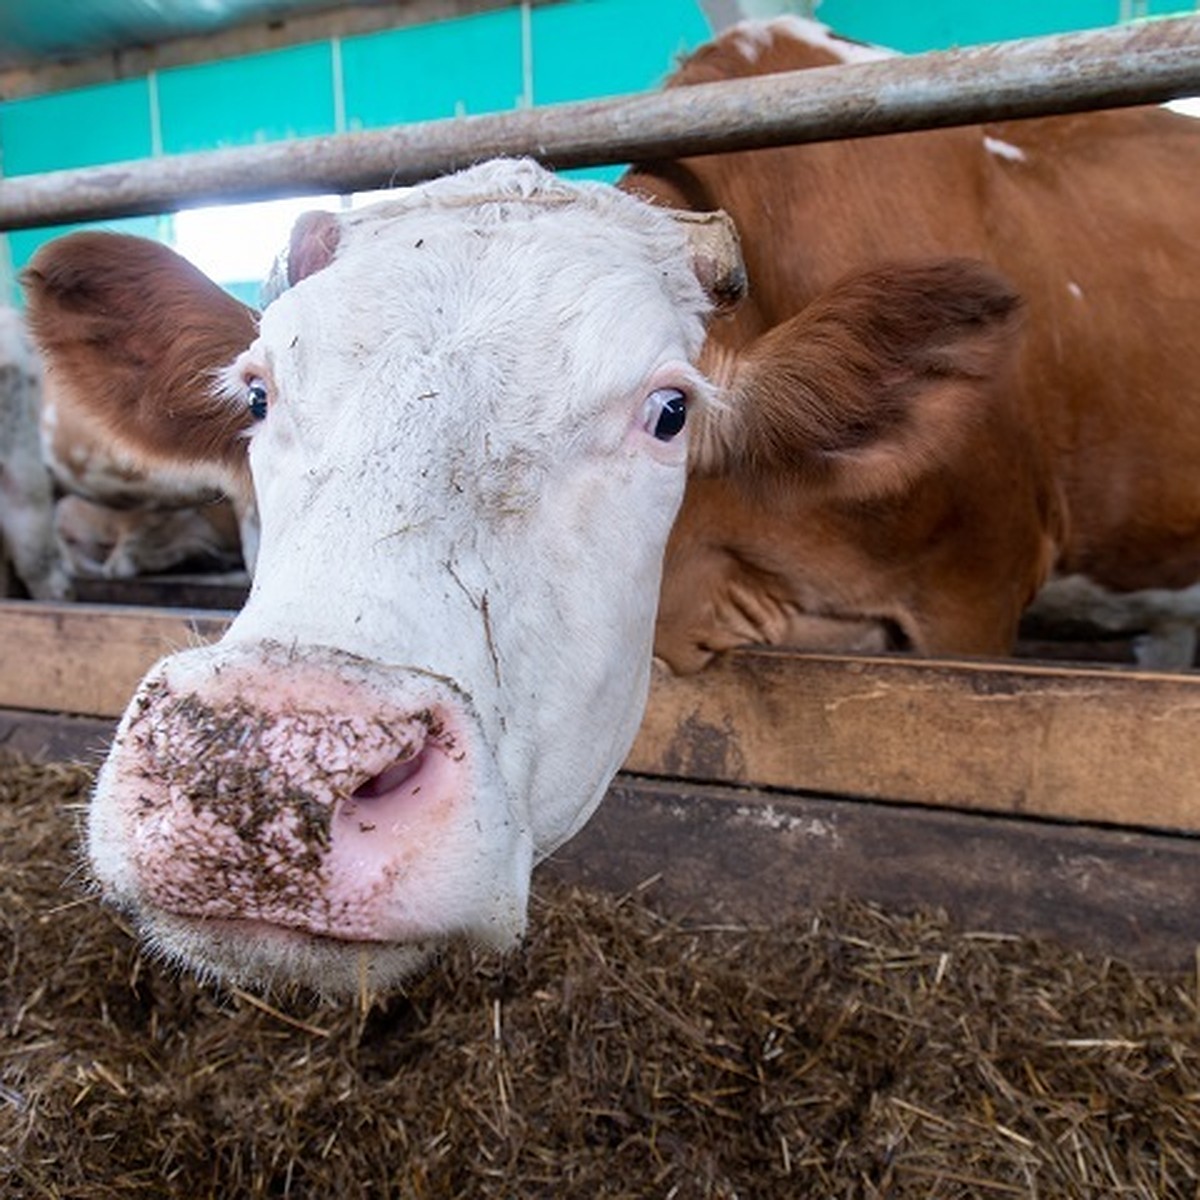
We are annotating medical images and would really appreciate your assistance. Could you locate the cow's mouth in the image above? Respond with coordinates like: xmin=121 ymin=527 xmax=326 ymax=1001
xmin=90 ymin=640 xmax=531 ymax=994
xmin=161 ymin=913 xmax=394 ymax=949
xmin=139 ymin=906 xmax=442 ymax=998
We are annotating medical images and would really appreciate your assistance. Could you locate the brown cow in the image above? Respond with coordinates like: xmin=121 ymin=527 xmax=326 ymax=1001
xmin=623 ymin=17 xmax=1200 ymax=670
xmin=22 ymin=17 xmax=1200 ymax=675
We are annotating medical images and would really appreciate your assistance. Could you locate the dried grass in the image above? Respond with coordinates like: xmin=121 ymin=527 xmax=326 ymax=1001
xmin=2 ymin=755 xmax=1199 ymax=1199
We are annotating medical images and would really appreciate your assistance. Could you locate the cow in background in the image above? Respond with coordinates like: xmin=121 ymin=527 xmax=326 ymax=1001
xmin=0 ymin=306 xmax=70 ymax=600
xmin=625 ymin=18 xmax=1200 ymax=671
xmin=54 ymin=494 xmax=244 ymax=580
xmin=32 ymin=232 xmax=260 ymax=577
xmin=37 ymin=359 xmax=252 ymax=583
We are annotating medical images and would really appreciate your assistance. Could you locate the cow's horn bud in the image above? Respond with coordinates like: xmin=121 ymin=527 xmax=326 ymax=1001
xmin=672 ymin=209 xmax=747 ymax=313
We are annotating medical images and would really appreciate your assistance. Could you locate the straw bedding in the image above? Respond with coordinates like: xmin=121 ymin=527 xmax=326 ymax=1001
xmin=2 ymin=756 xmax=1198 ymax=1198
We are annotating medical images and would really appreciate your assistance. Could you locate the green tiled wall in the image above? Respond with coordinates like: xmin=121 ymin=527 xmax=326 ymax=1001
xmin=157 ymin=42 xmax=338 ymax=153
xmin=531 ymin=0 xmax=710 ymax=104
xmin=816 ymin=0 xmax=1195 ymax=52
xmin=1 ymin=0 xmax=1196 ymax=302
xmin=1 ymin=77 xmax=152 ymax=174
xmin=342 ymin=8 xmax=525 ymax=127
xmin=0 ymin=77 xmax=162 ymax=284
xmin=0 ymin=0 xmax=713 ymax=302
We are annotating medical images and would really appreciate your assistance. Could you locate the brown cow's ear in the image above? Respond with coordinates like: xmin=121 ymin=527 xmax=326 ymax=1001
xmin=708 ymin=258 xmax=1024 ymax=499
xmin=22 ymin=231 xmax=259 ymax=491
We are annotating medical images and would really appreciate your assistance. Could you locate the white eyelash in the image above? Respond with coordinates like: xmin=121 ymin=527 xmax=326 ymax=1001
xmin=211 ymin=361 xmax=252 ymax=410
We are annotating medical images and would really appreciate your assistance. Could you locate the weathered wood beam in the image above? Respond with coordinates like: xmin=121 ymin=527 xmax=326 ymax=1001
xmin=551 ymin=777 xmax=1200 ymax=971
xmin=3 ymin=716 xmax=1196 ymax=972
xmin=626 ymin=650 xmax=1200 ymax=832
xmin=3 ymin=17 xmax=1200 ymax=229
xmin=0 ymin=601 xmax=230 ymax=721
xmin=3 ymin=600 xmax=1198 ymax=833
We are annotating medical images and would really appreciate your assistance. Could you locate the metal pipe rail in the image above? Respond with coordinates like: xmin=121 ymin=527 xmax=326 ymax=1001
xmin=0 ymin=16 xmax=1198 ymax=231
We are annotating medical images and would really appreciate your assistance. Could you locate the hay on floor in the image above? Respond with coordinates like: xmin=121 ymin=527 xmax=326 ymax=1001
xmin=2 ymin=755 xmax=1198 ymax=1199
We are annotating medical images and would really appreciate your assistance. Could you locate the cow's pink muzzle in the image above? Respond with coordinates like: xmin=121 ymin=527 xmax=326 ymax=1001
xmin=90 ymin=640 xmax=525 ymax=951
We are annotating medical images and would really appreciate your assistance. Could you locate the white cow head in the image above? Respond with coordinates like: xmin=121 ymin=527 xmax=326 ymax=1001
xmin=24 ymin=159 xmax=743 ymax=995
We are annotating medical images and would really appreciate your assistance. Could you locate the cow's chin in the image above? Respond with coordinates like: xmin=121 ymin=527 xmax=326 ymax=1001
xmin=131 ymin=907 xmax=512 ymax=1000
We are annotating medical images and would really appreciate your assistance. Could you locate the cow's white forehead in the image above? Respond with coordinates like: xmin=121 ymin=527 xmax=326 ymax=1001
xmin=332 ymin=159 xmax=712 ymax=339
xmin=251 ymin=159 xmax=712 ymax=458
xmin=337 ymin=156 xmax=686 ymax=244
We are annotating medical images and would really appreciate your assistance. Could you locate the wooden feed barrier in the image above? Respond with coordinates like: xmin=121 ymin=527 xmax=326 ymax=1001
xmin=3 ymin=18 xmax=1200 ymax=966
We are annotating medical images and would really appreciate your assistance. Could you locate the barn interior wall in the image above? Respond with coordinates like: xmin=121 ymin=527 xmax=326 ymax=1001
xmin=0 ymin=0 xmax=712 ymax=306
xmin=815 ymin=0 xmax=1195 ymax=53
xmin=0 ymin=0 xmax=1195 ymax=306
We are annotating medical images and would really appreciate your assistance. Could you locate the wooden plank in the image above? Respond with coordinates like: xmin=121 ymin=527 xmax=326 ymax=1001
xmin=4 ymin=704 xmax=1197 ymax=973
xmin=4 ymin=601 xmax=1200 ymax=832
xmin=625 ymin=651 xmax=1200 ymax=832
xmin=71 ymin=573 xmax=250 ymax=611
xmin=0 ymin=601 xmax=231 ymax=719
xmin=0 ymin=708 xmax=115 ymax=763
xmin=548 ymin=777 xmax=1200 ymax=972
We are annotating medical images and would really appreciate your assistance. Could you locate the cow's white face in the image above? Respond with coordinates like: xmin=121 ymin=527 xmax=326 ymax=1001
xmin=85 ymin=160 xmax=724 ymax=995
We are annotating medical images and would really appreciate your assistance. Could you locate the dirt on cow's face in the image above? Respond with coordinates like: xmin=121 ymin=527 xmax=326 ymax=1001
xmin=122 ymin=675 xmax=441 ymax=919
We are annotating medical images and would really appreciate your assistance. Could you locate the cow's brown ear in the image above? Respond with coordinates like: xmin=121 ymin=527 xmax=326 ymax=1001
xmin=706 ymin=258 xmax=1024 ymax=499
xmin=22 ymin=231 xmax=259 ymax=491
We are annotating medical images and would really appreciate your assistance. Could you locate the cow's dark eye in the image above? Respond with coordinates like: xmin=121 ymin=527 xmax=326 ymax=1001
xmin=247 ymin=378 xmax=269 ymax=421
xmin=643 ymin=387 xmax=687 ymax=441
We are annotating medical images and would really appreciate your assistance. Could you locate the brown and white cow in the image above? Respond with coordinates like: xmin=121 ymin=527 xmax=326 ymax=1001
xmin=54 ymin=493 xmax=244 ymax=580
xmin=33 ymin=230 xmax=261 ymax=574
xmin=23 ymin=159 xmax=741 ymax=995
xmin=624 ymin=17 xmax=1200 ymax=671
xmin=21 ymin=22 xmax=1200 ymax=995
xmin=0 ymin=306 xmax=70 ymax=600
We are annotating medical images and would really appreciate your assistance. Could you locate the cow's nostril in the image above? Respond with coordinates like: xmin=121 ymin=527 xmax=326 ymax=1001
xmin=353 ymin=746 xmax=428 ymax=800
